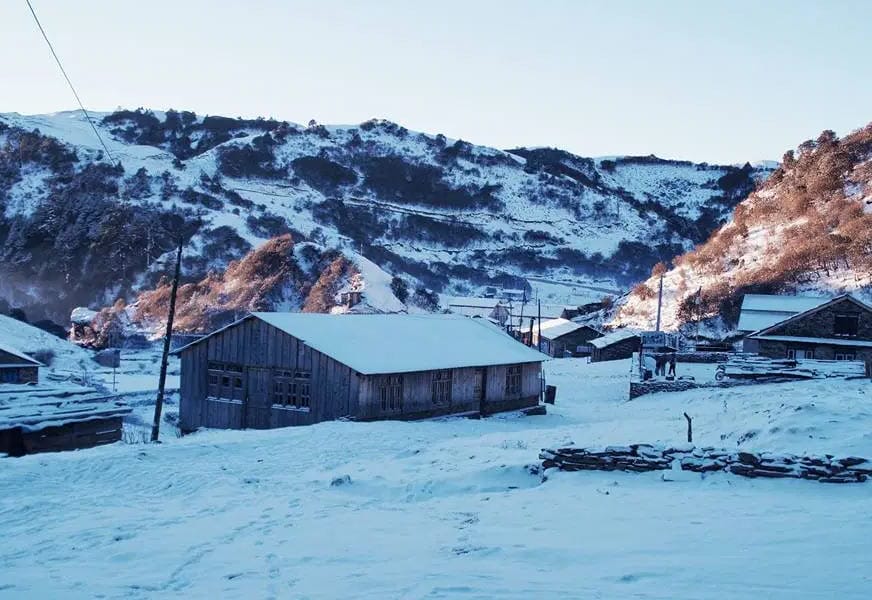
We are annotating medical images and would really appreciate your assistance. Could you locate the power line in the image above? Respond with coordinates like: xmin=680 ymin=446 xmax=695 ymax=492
xmin=25 ymin=0 xmax=118 ymax=165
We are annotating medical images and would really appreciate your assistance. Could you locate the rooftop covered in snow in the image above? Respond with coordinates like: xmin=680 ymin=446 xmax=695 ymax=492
xmin=0 ymin=384 xmax=129 ymax=432
xmin=737 ymin=294 xmax=831 ymax=332
xmin=536 ymin=318 xmax=594 ymax=340
xmin=179 ymin=313 xmax=548 ymax=374
xmin=0 ymin=342 xmax=42 ymax=367
xmin=590 ymin=329 xmax=640 ymax=349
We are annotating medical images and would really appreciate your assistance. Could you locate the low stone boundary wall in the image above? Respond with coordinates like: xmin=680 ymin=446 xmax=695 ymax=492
xmin=676 ymin=352 xmax=729 ymax=363
xmin=540 ymin=444 xmax=871 ymax=484
xmin=629 ymin=379 xmax=748 ymax=400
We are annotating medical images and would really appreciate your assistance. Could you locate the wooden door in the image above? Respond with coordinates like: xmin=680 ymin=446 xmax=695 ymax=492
xmin=244 ymin=368 xmax=272 ymax=429
xmin=473 ymin=367 xmax=487 ymax=414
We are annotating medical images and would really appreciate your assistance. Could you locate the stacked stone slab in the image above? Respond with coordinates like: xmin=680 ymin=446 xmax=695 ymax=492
xmin=540 ymin=444 xmax=871 ymax=484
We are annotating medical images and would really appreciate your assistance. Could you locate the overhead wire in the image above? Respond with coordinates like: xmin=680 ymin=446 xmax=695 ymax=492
xmin=24 ymin=0 xmax=118 ymax=166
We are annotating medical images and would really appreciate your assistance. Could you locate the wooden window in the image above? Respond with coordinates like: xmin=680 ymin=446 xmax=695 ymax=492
xmin=835 ymin=352 xmax=856 ymax=361
xmin=208 ymin=362 xmax=244 ymax=399
xmin=834 ymin=314 xmax=859 ymax=337
xmin=506 ymin=365 xmax=522 ymax=396
xmin=379 ymin=375 xmax=403 ymax=412
xmin=431 ymin=369 xmax=452 ymax=404
xmin=272 ymin=370 xmax=311 ymax=409
xmin=296 ymin=371 xmax=311 ymax=409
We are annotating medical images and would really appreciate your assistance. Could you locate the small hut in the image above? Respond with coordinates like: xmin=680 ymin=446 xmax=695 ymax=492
xmin=0 ymin=342 xmax=42 ymax=384
xmin=533 ymin=318 xmax=602 ymax=358
xmin=590 ymin=330 xmax=641 ymax=362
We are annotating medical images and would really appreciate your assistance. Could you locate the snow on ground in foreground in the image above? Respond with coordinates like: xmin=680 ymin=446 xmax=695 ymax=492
xmin=1 ymin=359 xmax=871 ymax=599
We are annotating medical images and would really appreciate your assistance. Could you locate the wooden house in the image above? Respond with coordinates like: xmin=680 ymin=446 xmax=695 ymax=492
xmin=174 ymin=313 xmax=547 ymax=432
xmin=0 ymin=384 xmax=130 ymax=456
xmin=590 ymin=330 xmax=640 ymax=362
xmin=533 ymin=318 xmax=602 ymax=358
xmin=744 ymin=294 xmax=872 ymax=369
xmin=0 ymin=342 xmax=41 ymax=384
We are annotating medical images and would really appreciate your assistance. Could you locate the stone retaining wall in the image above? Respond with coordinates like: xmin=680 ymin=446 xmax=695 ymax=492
xmin=540 ymin=444 xmax=871 ymax=484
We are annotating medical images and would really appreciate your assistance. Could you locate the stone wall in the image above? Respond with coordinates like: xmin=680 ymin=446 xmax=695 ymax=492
xmin=767 ymin=299 xmax=872 ymax=340
xmin=676 ymin=352 xmax=729 ymax=363
xmin=540 ymin=444 xmax=871 ymax=483
xmin=758 ymin=339 xmax=872 ymax=367
xmin=628 ymin=378 xmax=751 ymax=399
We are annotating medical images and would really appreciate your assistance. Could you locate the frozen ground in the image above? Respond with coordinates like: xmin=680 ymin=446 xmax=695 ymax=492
xmin=1 ymin=359 xmax=871 ymax=598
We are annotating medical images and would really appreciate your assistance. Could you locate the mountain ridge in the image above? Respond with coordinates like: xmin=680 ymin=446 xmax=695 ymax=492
xmin=613 ymin=123 xmax=872 ymax=336
xmin=0 ymin=108 xmax=773 ymax=328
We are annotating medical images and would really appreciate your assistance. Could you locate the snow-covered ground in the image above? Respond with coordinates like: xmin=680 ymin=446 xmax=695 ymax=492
xmin=1 ymin=359 xmax=871 ymax=598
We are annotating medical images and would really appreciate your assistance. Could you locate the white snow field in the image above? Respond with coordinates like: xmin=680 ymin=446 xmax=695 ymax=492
xmin=2 ymin=359 xmax=871 ymax=599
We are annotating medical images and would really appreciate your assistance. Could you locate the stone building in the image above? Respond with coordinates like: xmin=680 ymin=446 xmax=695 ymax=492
xmin=745 ymin=294 xmax=872 ymax=368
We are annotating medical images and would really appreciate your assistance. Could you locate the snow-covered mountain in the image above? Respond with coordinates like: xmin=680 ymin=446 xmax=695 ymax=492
xmin=613 ymin=123 xmax=872 ymax=335
xmin=0 ymin=109 xmax=772 ymax=327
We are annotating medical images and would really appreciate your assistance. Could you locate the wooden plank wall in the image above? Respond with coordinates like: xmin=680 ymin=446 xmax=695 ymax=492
xmin=179 ymin=317 xmax=361 ymax=431
xmin=358 ymin=362 xmax=542 ymax=421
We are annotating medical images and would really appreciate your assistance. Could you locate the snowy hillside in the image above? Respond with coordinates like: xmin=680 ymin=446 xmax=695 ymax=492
xmin=0 ymin=109 xmax=771 ymax=324
xmin=613 ymin=124 xmax=872 ymax=334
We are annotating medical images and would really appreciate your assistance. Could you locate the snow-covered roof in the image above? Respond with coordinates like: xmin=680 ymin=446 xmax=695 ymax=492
xmin=0 ymin=341 xmax=42 ymax=366
xmin=590 ymin=329 xmax=639 ymax=349
xmin=537 ymin=318 xmax=586 ymax=340
xmin=183 ymin=313 xmax=547 ymax=374
xmin=70 ymin=307 xmax=98 ymax=325
xmin=0 ymin=384 xmax=130 ymax=432
xmin=737 ymin=294 xmax=830 ymax=332
xmin=0 ymin=314 xmax=92 ymax=373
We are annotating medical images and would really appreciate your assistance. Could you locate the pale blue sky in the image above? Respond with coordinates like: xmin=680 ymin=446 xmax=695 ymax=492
xmin=2 ymin=0 xmax=870 ymax=163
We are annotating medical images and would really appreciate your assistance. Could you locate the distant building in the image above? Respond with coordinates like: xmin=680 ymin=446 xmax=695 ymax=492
xmin=174 ymin=313 xmax=547 ymax=431
xmin=0 ymin=342 xmax=41 ymax=384
xmin=339 ymin=290 xmax=363 ymax=309
xmin=744 ymin=294 xmax=872 ymax=367
xmin=444 ymin=296 xmax=507 ymax=320
xmin=590 ymin=330 xmax=641 ymax=363
xmin=533 ymin=318 xmax=602 ymax=358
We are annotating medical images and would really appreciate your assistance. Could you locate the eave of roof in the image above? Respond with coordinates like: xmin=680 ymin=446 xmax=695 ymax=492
xmin=748 ymin=335 xmax=872 ymax=348
xmin=749 ymin=294 xmax=872 ymax=338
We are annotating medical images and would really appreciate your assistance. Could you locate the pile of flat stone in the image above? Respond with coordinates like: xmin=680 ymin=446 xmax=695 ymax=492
xmin=540 ymin=444 xmax=872 ymax=484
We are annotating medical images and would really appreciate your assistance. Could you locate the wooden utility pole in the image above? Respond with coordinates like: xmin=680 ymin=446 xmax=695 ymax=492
xmin=151 ymin=238 xmax=184 ymax=442
xmin=655 ymin=273 xmax=664 ymax=332
xmin=537 ymin=299 xmax=542 ymax=353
